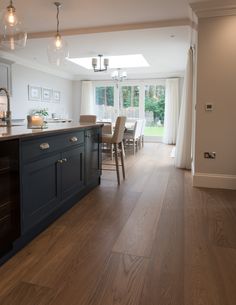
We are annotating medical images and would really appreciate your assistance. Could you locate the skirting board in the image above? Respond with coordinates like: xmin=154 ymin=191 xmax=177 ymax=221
xmin=193 ymin=173 xmax=236 ymax=190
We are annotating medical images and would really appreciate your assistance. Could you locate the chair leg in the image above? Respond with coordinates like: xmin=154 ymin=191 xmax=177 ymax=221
xmin=120 ymin=142 xmax=125 ymax=180
xmin=114 ymin=144 xmax=120 ymax=185
xmin=133 ymin=139 xmax=136 ymax=155
xmin=111 ymin=144 xmax=113 ymax=160
xmin=122 ymin=140 xmax=126 ymax=158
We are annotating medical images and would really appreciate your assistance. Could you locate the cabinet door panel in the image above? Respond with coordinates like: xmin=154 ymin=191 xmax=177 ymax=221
xmin=0 ymin=140 xmax=20 ymax=255
xmin=85 ymin=128 xmax=101 ymax=184
xmin=22 ymin=154 xmax=61 ymax=233
xmin=61 ymin=146 xmax=84 ymax=201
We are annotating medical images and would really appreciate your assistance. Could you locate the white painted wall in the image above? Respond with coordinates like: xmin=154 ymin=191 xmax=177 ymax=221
xmin=194 ymin=15 xmax=236 ymax=189
xmin=72 ymin=80 xmax=82 ymax=122
xmin=7 ymin=64 xmax=76 ymax=120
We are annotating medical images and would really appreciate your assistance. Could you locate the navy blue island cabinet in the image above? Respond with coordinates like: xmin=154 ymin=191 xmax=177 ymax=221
xmin=0 ymin=125 xmax=102 ymax=264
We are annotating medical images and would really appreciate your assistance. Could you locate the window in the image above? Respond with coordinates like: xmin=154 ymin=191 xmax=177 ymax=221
xmin=144 ymin=85 xmax=165 ymax=137
xmin=93 ymin=81 xmax=166 ymax=141
xmin=120 ymin=85 xmax=140 ymax=119
xmin=121 ymin=86 xmax=139 ymax=108
xmin=95 ymin=86 xmax=114 ymax=106
xmin=95 ymin=86 xmax=116 ymax=121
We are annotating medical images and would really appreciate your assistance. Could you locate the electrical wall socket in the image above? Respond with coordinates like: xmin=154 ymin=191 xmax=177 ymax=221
xmin=205 ymin=104 xmax=213 ymax=111
xmin=204 ymin=152 xmax=216 ymax=159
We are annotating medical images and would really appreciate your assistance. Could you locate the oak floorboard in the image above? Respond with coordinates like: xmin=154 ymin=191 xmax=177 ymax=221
xmin=42 ymin=190 xmax=139 ymax=305
xmin=214 ymin=246 xmax=236 ymax=304
xmin=112 ymin=170 xmax=169 ymax=257
xmin=184 ymin=172 xmax=230 ymax=305
xmin=23 ymin=188 xmax=139 ymax=288
xmin=0 ymin=144 xmax=236 ymax=305
xmin=205 ymin=189 xmax=236 ymax=249
xmin=86 ymin=253 xmax=148 ymax=305
xmin=112 ymin=144 xmax=172 ymax=257
xmin=0 ymin=225 xmax=66 ymax=297
xmin=0 ymin=281 xmax=55 ymax=305
xmin=139 ymin=167 xmax=185 ymax=305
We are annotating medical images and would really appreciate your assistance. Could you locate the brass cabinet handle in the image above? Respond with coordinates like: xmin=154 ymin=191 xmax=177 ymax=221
xmin=57 ymin=159 xmax=63 ymax=164
xmin=70 ymin=136 xmax=78 ymax=143
xmin=40 ymin=143 xmax=50 ymax=150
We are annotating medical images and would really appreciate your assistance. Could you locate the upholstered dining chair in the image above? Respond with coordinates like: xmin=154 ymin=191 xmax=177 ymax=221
xmin=140 ymin=119 xmax=146 ymax=147
xmin=101 ymin=116 xmax=126 ymax=185
xmin=124 ymin=119 xmax=143 ymax=154
xmin=79 ymin=115 xmax=97 ymax=123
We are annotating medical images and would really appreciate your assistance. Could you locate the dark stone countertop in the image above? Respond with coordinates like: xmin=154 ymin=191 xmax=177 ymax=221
xmin=0 ymin=122 xmax=103 ymax=142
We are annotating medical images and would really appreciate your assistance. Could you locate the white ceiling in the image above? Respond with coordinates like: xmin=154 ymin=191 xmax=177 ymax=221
xmin=0 ymin=0 xmax=211 ymax=80
xmin=0 ymin=0 xmax=192 ymax=32
xmin=7 ymin=26 xmax=190 ymax=80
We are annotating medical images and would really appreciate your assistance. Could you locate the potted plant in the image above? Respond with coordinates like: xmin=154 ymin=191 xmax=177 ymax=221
xmin=27 ymin=108 xmax=49 ymax=129
xmin=32 ymin=108 xmax=49 ymax=119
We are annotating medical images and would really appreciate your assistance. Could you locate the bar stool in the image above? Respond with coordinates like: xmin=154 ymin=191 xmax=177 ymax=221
xmin=79 ymin=115 xmax=97 ymax=123
xmin=102 ymin=122 xmax=113 ymax=160
xmin=102 ymin=116 xmax=126 ymax=185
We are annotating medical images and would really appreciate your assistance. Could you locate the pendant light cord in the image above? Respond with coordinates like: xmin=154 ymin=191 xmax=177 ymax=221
xmin=54 ymin=2 xmax=62 ymax=36
xmin=56 ymin=5 xmax=60 ymax=35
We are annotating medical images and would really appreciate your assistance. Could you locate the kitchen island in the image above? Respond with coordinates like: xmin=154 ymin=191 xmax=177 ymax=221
xmin=0 ymin=123 xmax=102 ymax=264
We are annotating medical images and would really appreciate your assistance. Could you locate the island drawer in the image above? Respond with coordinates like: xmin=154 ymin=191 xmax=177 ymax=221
xmin=63 ymin=131 xmax=84 ymax=147
xmin=21 ymin=131 xmax=84 ymax=163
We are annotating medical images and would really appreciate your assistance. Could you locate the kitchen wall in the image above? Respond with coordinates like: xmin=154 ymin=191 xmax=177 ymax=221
xmin=3 ymin=63 xmax=79 ymax=121
xmin=72 ymin=80 xmax=82 ymax=121
xmin=193 ymin=15 xmax=236 ymax=189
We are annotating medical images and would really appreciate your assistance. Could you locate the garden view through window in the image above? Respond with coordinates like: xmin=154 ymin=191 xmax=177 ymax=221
xmin=144 ymin=85 xmax=165 ymax=137
xmin=95 ymin=83 xmax=165 ymax=138
xmin=95 ymin=86 xmax=116 ymax=121
xmin=120 ymin=86 xmax=140 ymax=119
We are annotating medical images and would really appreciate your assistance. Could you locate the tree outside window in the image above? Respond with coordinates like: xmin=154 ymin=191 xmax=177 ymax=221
xmin=122 ymin=86 xmax=139 ymax=108
xmin=95 ymin=87 xmax=114 ymax=106
xmin=145 ymin=85 xmax=165 ymax=125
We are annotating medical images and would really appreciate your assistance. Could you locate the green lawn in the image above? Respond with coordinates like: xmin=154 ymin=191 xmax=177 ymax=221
xmin=144 ymin=126 xmax=164 ymax=137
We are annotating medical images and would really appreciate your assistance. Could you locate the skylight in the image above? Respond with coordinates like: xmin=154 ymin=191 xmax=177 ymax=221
xmin=67 ymin=54 xmax=149 ymax=69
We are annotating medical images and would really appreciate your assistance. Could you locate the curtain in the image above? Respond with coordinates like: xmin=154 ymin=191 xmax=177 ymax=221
xmin=80 ymin=81 xmax=94 ymax=115
xmin=163 ymin=78 xmax=180 ymax=144
xmin=175 ymin=48 xmax=194 ymax=169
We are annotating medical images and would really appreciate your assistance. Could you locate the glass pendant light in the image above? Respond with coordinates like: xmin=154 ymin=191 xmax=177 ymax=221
xmin=0 ymin=0 xmax=27 ymax=50
xmin=47 ymin=2 xmax=69 ymax=66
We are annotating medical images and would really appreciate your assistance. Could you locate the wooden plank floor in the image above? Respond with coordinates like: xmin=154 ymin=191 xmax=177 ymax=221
xmin=0 ymin=143 xmax=236 ymax=305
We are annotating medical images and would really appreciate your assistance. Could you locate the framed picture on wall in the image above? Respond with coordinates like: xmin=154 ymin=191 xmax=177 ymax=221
xmin=53 ymin=90 xmax=61 ymax=103
xmin=42 ymin=88 xmax=52 ymax=102
xmin=28 ymin=85 xmax=41 ymax=101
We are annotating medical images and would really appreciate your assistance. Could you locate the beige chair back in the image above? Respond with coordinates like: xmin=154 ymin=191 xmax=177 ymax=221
xmin=134 ymin=119 xmax=143 ymax=139
xmin=112 ymin=116 xmax=126 ymax=144
xmin=102 ymin=122 xmax=113 ymax=134
xmin=80 ymin=115 xmax=97 ymax=123
xmin=141 ymin=119 xmax=146 ymax=136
